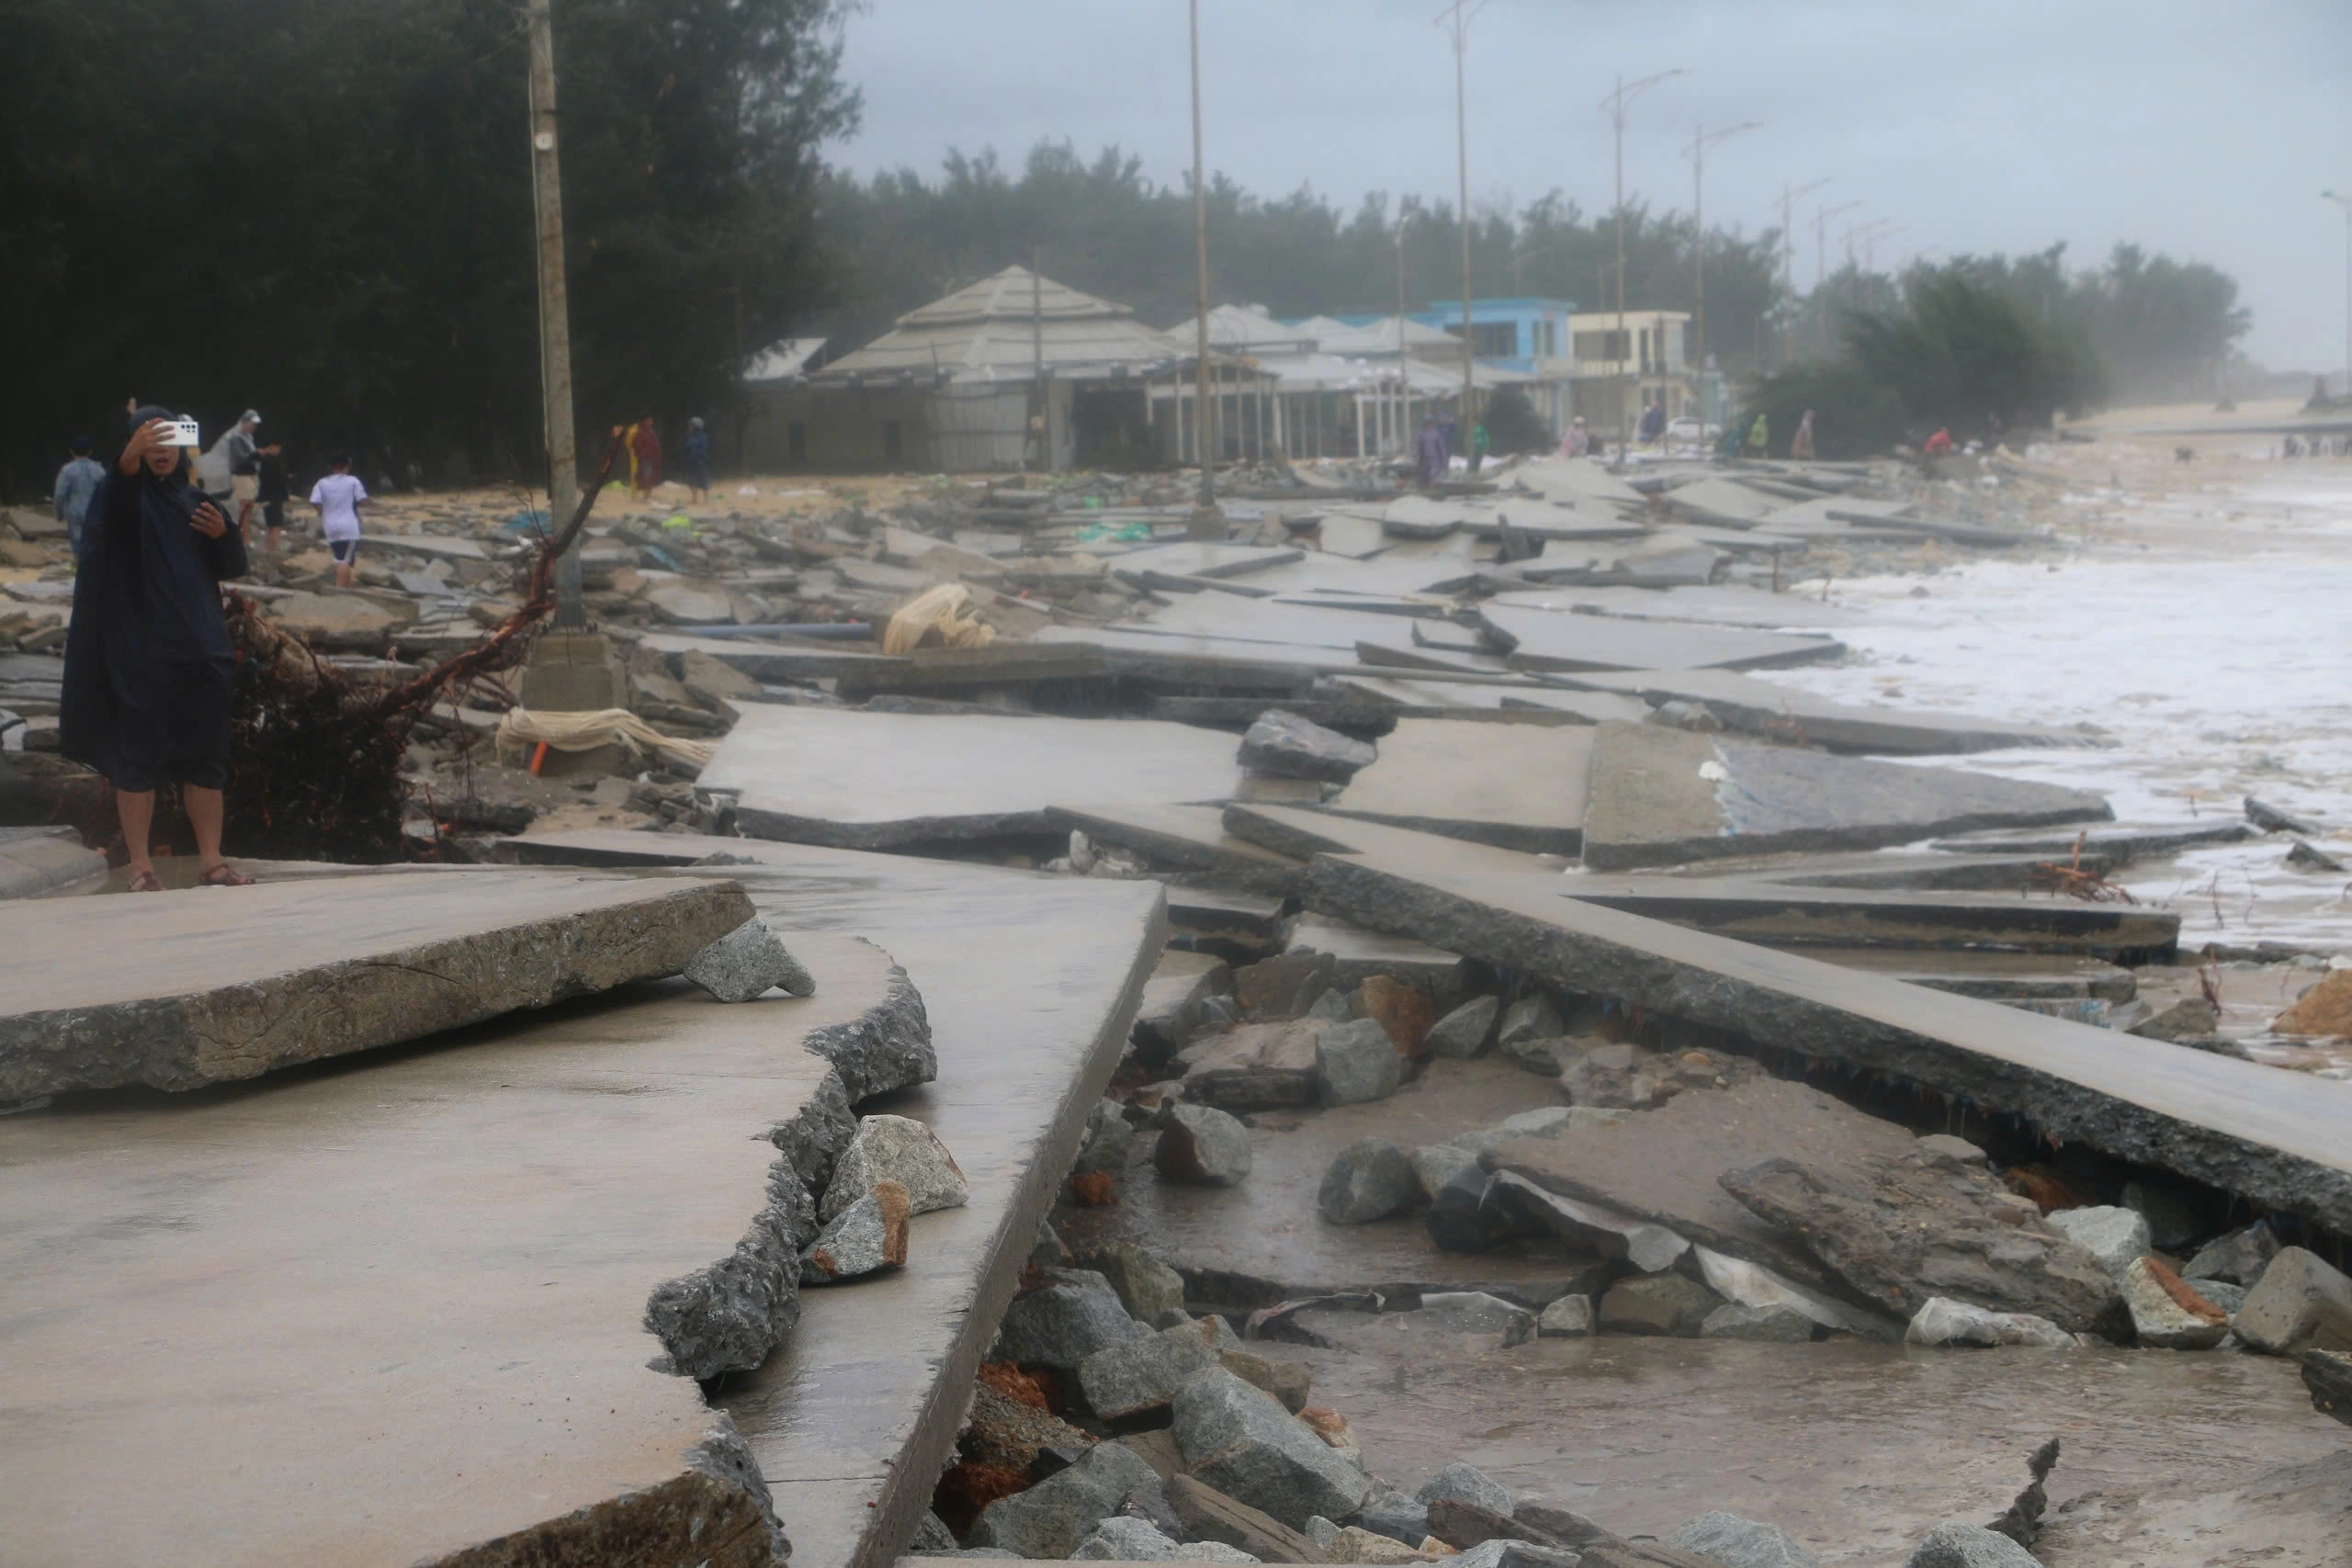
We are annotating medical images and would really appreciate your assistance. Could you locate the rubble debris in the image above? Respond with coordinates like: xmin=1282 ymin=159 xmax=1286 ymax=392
xmin=1700 ymin=1303 xmax=1816 ymax=1342
xmin=1564 ymin=1042 xmax=1765 ymax=1109
xmin=1078 ymin=1321 xmax=1225 ymax=1421
xmin=1239 ymin=710 xmax=1376 ymax=784
xmin=1597 ymin=1271 xmax=1725 ymax=1337
xmin=820 ymin=1113 xmax=968 ymax=1220
xmin=1357 ymin=1489 xmax=1433 ymax=1546
xmin=1417 ymin=1462 xmax=1516 ymax=1517
xmin=1156 ymin=1103 xmax=1255 ymax=1186
xmin=1721 ymin=1147 xmax=2122 ymax=1332
xmin=993 ymin=1269 xmax=1150 ymax=1372
xmin=1075 ymin=1100 xmax=1137 ymax=1179
xmin=1171 ymin=1368 xmax=1373 ymax=1529
xmin=1236 ymin=952 xmax=1340 ymax=1018
xmin=1315 ymin=1018 xmax=1406 ymax=1106
xmin=2302 ymin=1350 xmax=2352 ymax=1427
xmin=2245 ymin=795 xmax=2322 ymax=835
xmin=1536 ymin=1295 xmax=1595 ymax=1337
xmin=1317 ymin=1138 xmax=1418 ymax=1224
xmin=2124 ymin=995 xmax=2222 ymax=1044
xmin=1162 ymin=1473 xmax=1331 ymax=1564
xmin=969 ymin=1439 xmax=1161 ymax=1557
xmin=1984 ymin=1438 xmax=2060 ymax=1550
xmin=2041 ymin=1205 xmax=2152 ymax=1279
xmin=2185 ymin=1221 xmax=2280 ymax=1284
xmin=0 ymin=825 xmax=107 ymax=898
xmin=796 ymin=942 xmax=936 ymax=1100
xmin=1901 ymin=1520 xmax=2040 ymax=1568
xmin=1218 ymin=1347 xmax=1311 ymax=1414
xmin=684 ymin=915 xmax=818 ymax=1002
xmin=2285 ymin=838 xmax=2346 ymax=873
xmin=2118 ymin=1256 xmax=2229 ymax=1348
xmin=1494 ymin=992 xmax=1563 ymax=1049
xmin=0 ymin=871 xmax=752 ymax=1100
xmin=2233 ymin=1247 xmax=2352 ymax=1354
xmin=1669 ymin=1512 xmax=1820 ymax=1568
xmin=800 ymin=1179 xmax=911 ymax=1284
xmin=1901 ymin=1297 xmax=2075 ymax=1348
xmin=1180 ymin=1021 xmax=1321 ymax=1111
xmin=2272 ymin=969 xmax=2352 ymax=1036
xmin=1426 ymin=995 xmax=1498 ymax=1057
xmin=1353 ymin=976 xmax=1438 ymax=1059
xmin=1079 ymin=1243 xmax=1187 ymax=1323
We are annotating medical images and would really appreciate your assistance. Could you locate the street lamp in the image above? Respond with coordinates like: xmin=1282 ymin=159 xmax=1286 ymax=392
xmin=1684 ymin=119 xmax=1761 ymax=376
xmin=1600 ymin=67 xmax=1686 ymax=457
xmin=1439 ymin=1 xmax=1487 ymax=439
xmin=1812 ymin=199 xmax=1863 ymax=354
xmin=1186 ymin=0 xmax=1220 ymax=537
xmin=1775 ymin=178 xmax=1829 ymax=367
xmin=2324 ymin=190 xmax=2351 ymax=401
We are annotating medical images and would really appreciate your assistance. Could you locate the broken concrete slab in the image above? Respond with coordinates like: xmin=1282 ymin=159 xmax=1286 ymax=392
xmin=1178 ymin=1020 xmax=1322 ymax=1112
xmin=1318 ymin=720 xmax=1590 ymax=855
xmin=0 ymin=927 xmax=944 ymax=1566
xmin=1486 ymin=585 xmax=1867 ymax=632
xmin=1113 ymin=541 xmax=1307 ymax=584
xmin=1057 ymin=1057 xmax=1614 ymax=1310
xmin=1046 ymin=805 xmax=1306 ymax=897
xmin=1299 ymin=845 xmax=2352 ymax=1235
xmin=1283 ymin=912 xmax=1467 ymax=1001
xmin=1476 ymin=605 xmax=1843 ymax=674
xmin=1240 ymin=710 xmax=1377 ymax=784
xmin=706 ymin=705 xmax=1244 ymax=849
xmin=1223 ymin=802 xmax=1555 ymax=881
xmin=0 ymin=869 xmax=753 ymax=1100
xmin=0 ymin=824 xmax=107 ymax=898
xmin=1551 ymin=669 xmax=2095 ymax=756
xmin=1794 ymin=948 xmax=2137 ymax=1003
xmin=1579 ymin=722 xmax=2111 ymax=871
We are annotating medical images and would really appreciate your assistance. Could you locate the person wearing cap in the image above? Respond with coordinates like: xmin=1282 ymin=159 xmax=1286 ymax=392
xmin=59 ymin=408 xmax=254 ymax=891
xmin=53 ymin=435 xmax=107 ymax=561
xmin=227 ymin=409 xmax=263 ymax=540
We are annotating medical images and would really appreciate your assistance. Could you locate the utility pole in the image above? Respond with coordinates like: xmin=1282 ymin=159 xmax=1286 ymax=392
xmin=1813 ymin=198 xmax=1862 ymax=354
xmin=2326 ymin=190 xmax=2352 ymax=400
xmin=1187 ymin=0 xmax=1220 ymax=537
xmin=1600 ymin=67 xmax=1685 ymax=456
xmin=1684 ymin=119 xmax=1760 ymax=375
xmin=1439 ymin=1 xmax=1484 ymax=438
xmin=1031 ymin=248 xmax=1046 ymax=472
xmin=1396 ymin=217 xmax=1410 ymax=456
xmin=1776 ymin=178 xmax=1829 ymax=365
xmin=1851 ymin=219 xmax=1902 ymax=275
xmin=525 ymin=0 xmax=581 ymax=626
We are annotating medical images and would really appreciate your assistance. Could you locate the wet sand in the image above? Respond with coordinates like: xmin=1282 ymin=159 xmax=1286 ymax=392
xmin=1296 ymin=1334 xmax=2349 ymax=1565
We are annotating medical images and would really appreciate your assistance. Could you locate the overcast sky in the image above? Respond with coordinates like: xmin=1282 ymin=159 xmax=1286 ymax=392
xmin=835 ymin=0 xmax=2352 ymax=371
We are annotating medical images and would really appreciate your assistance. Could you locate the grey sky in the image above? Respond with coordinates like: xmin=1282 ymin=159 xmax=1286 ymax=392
xmin=835 ymin=0 xmax=2352 ymax=372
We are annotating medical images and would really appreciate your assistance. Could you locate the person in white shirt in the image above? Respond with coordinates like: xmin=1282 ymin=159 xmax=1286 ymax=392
xmin=307 ymin=452 xmax=369 ymax=589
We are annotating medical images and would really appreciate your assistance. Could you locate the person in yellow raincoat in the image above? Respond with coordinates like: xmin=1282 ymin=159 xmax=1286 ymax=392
xmin=1744 ymin=411 xmax=1770 ymax=456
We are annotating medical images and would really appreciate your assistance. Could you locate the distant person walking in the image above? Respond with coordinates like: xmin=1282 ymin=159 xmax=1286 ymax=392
xmin=1790 ymin=410 xmax=1816 ymax=461
xmin=226 ymin=410 xmax=264 ymax=540
xmin=629 ymin=417 xmax=663 ymax=500
xmin=1560 ymin=415 xmax=1589 ymax=458
xmin=1922 ymin=427 xmax=1954 ymax=458
xmin=61 ymin=408 xmax=254 ymax=892
xmin=1469 ymin=418 xmax=1490 ymax=475
xmin=1638 ymin=399 xmax=1667 ymax=449
xmin=309 ymin=452 xmax=369 ymax=589
xmin=683 ymin=416 xmax=713 ymax=502
xmin=53 ymin=435 xmax=107 ymax=561
xmin=1413 ymin=414 xmax=1446 ymax=488
xmin=1744 ymin=411 xmax=1770 ymax=457
xmin=255 ymin=439 xmax=290 ymax=555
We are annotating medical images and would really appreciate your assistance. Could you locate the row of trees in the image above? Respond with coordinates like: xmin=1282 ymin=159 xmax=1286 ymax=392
xmin=1 ymin=0 xmax=856 ymax=499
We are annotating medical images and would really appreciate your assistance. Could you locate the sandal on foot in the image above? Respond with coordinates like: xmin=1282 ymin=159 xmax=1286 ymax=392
xmin=198 ymin=863 xmax=255 ymax=888
xmin=126 ymin=869 xmax=165 ymax=893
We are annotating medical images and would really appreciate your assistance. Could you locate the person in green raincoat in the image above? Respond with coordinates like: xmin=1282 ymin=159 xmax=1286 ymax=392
xmin=1470 ymin=420 xmax=1491 ymax=475
xmin=1744 ymin=411 xmax=1770 ymax=456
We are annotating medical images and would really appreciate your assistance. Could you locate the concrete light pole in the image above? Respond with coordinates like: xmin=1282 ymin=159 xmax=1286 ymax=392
xmin=2325 ymin=191 xmax=2352 ymax=400
xmin=524 ymin=0 xmax=581 ymax=626
xmin=1439 ymin=1 xmax=1487 ymax=438
xmin=1600 ymin=68 xmax=1685 ymax=455
xmin=1812 ymin=199 xmax=1863 ymax=354
xmin=1776 ymin=178 xmax=1829 ymax=367
xmin=1684 ymin=120 xmax=1760 ymax=375
xmin=1187 ymin=0 xmax=1221 ymax=538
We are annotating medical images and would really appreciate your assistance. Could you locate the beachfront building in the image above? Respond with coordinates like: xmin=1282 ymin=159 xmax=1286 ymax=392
xmin=1567 ymin=310 xmax=1696 ymax=440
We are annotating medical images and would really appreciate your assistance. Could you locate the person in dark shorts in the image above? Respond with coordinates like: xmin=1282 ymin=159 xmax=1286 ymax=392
xmin=308 ymin=451 xmax=369 ymax=589
xmin=255 ymin=440 xmax=290 ymax=554
xmin=60 ymin=406 xmax=254 ymax=891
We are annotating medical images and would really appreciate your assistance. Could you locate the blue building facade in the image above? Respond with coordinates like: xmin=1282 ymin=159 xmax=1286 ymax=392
xmin=1408 ymin=298 xmax=1577 ymax=374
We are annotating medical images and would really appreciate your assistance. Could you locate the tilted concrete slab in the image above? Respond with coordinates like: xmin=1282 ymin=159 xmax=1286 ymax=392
xmin=0 ymin=824 xmax=107 ymax=898
xmin=0 ymin=923 xmax=918 ymax=1567
xmin=1801 ymin=946 xmax=2137 ymax=1003
xmin=1109 ymin=541 xmax=1306 ymax=582
xmin=1580 ymin=722 xmax=2112 ymax=870
xmin=1487 ymin=584 xmax=1868 ymax=630
xmin=1322 ymin=719 xmax=1592 ymax=855
xmin=1045 ymin=803 xmax=1306 ymax=896
xmin=1556 ymin=874 xmax=2179 ymax=960
xmin=1297 ymin=846 xmax=2352 ymax=1235
xmin=0 ymin=870 xmax=753 ymax=1100
xmin=642 ymin=631 xmax=902 ymax=684
xmin=1222 ymin=802 xmax=1559 ymax=880
xmin=704 ymin=705 xmax=1245 ymax=848
xmin=1551 ymin=667 xmax=2095 ymax=755
xmin=1476 ymin=604 xmax=1844 ymax=673
xmin=1057 ymin=1056 xmax=1611 ymax=1308
xmin=1330 ymin=671 xmax=1650 ymax=726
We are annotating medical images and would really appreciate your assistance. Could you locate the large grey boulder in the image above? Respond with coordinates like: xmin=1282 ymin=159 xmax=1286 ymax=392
xmin=1494 ymin=992 xmax=1563 ymax=1050
xmin=995 ymin=1269 xmax=1149 ymax=1371
xmin=2233 ymin=1246 xmax=2352 ymax=1355
xmin=1902 ymin=1521 xmax=2041 ymax=1568
xmin=1537 ymin=1295 xmax=1594 ymax=1337
xmin=1409 ymin=1292 xmax=1537 ymax=1348
xmin=1073 ymin=1516 xmax=1185 ymax=1561
xmin=2120 ymin=1257 xmax=2230 ymax=1349
xmin=1082 ymin=1242 xmax=1188 ymax=1324
xmin=2186 ymin=1221 xmax=2281 ymax=1285
xmin=1671 ymin=1511 xmax=1821 ymax=1568
xmin=1904 ymin=1297 xmax=2075 ymax=1349
xmin=1170 ymin=1369 xmax=1372 ymax=1529
xmin=1426 ymin=994 xmax=1498 ymax=1058
xmin=1355 ymin=1488 xmax=1430 ymax=1546
xmin=1080 ymin=1323 xmax=1223 ymax=1420
xmin=1416 ymin=1461 xmax=1514 ymax=1517
xmin=1239 ymin=710 xmax=1375 ymax=784
xmin=1157 ymin=1103 xmax=1254 ymax=1186
xmin=1314 ymin=1019 xmax=1404 ymax=1106
xmin=800 ymin=1180 xmax=909 ymax=1284
xmin=1598 ymin=1271 xmax=1724 ymax=1337
xmin=969 ymin=1439 xmax=1161 ymax=1558
xmin=1410 ymin=1143 xmax=1482 ymax=1204
xmin=820 ymin=1114 xmax=968 ymax=1221
xmin=684 ymin=916 xmax=817 ymax=1002
xmin=1722 ymin=1150 xmax=2121 ymax=1333
xmin=1074 ymin=1099 xmax=1136 ymax=1178
xmin=1701 ymin=1303 xmax=1815 ymax=1343
xmin=1318 ymin=1138 xmax=1418 ymax=1224
xmin=2042 ymin=1205 xmax=2152 ymax=1279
